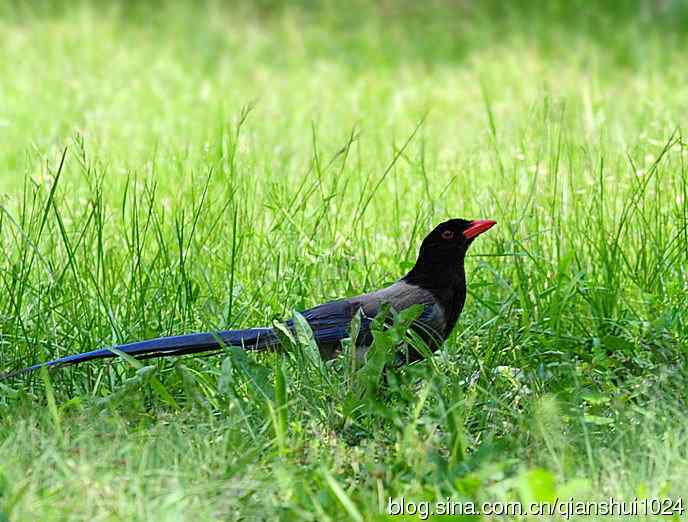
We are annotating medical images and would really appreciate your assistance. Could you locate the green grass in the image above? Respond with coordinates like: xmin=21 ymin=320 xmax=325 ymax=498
xmin=1 ymin=1 xmax=688 ymax=520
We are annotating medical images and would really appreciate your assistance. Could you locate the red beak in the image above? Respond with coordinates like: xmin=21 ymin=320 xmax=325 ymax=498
xmin=463 ymin=219 xmax=497 ymax=239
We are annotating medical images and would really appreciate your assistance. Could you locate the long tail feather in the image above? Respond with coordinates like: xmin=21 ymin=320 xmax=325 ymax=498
xmin=2 ymin=327 xmax=278 ymax=379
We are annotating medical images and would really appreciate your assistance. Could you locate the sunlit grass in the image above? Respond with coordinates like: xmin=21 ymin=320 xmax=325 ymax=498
xmin=1 ymin=1 xmax=687 ymax=520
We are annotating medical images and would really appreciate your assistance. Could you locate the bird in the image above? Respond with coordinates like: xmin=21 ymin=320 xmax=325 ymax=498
xmin=3 ymin=218 xmax=495 ymax=378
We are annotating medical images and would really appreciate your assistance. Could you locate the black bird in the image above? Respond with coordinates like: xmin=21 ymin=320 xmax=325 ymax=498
xmin=5 ymin=218 xmax=495 ymax=377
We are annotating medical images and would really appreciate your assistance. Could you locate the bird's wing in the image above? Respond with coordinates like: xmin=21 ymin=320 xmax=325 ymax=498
xmin=293 ymin=281 xmax=447 ymax=348
xmin=290 ymin=299 xmax=359 ymax=344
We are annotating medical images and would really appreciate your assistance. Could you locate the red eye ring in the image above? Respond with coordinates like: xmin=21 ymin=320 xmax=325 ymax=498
xmin=441 ymin=230 xmax=454 ymax=240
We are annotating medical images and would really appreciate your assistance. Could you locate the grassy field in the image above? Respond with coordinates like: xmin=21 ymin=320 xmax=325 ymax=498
xmin=1 ymin=1 xmax=687 ymax=520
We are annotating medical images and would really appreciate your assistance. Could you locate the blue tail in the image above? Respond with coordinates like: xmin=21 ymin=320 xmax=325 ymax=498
xmin=3 ymin=327 xmax=278 ymax=379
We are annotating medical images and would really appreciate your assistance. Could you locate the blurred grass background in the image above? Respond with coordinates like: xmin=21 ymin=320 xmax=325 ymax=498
xmin=1 ymin=1 xmax=687 ymax=520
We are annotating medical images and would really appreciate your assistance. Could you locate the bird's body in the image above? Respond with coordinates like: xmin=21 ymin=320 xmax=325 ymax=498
xmin=301 ymin=279 xmax=449 ymax=361
xmin=3 ymin=218 xmax=495 ymax=378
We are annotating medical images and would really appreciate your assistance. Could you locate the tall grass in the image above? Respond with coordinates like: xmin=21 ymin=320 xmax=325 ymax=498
xmin=1 ymin=1 xmax=687 ymax=520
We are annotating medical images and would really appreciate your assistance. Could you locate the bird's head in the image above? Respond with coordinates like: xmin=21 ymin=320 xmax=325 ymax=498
xmin=416 ymin=218 xmax=496 ymax=265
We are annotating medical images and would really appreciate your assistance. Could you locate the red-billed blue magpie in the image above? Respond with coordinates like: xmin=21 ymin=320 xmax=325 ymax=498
xmin=3 ymin=218 xmax=495 ymax=378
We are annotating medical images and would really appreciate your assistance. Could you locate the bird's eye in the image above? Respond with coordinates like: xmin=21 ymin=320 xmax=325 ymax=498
xmin=441 ymin=230 xmax=454 ymax=240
